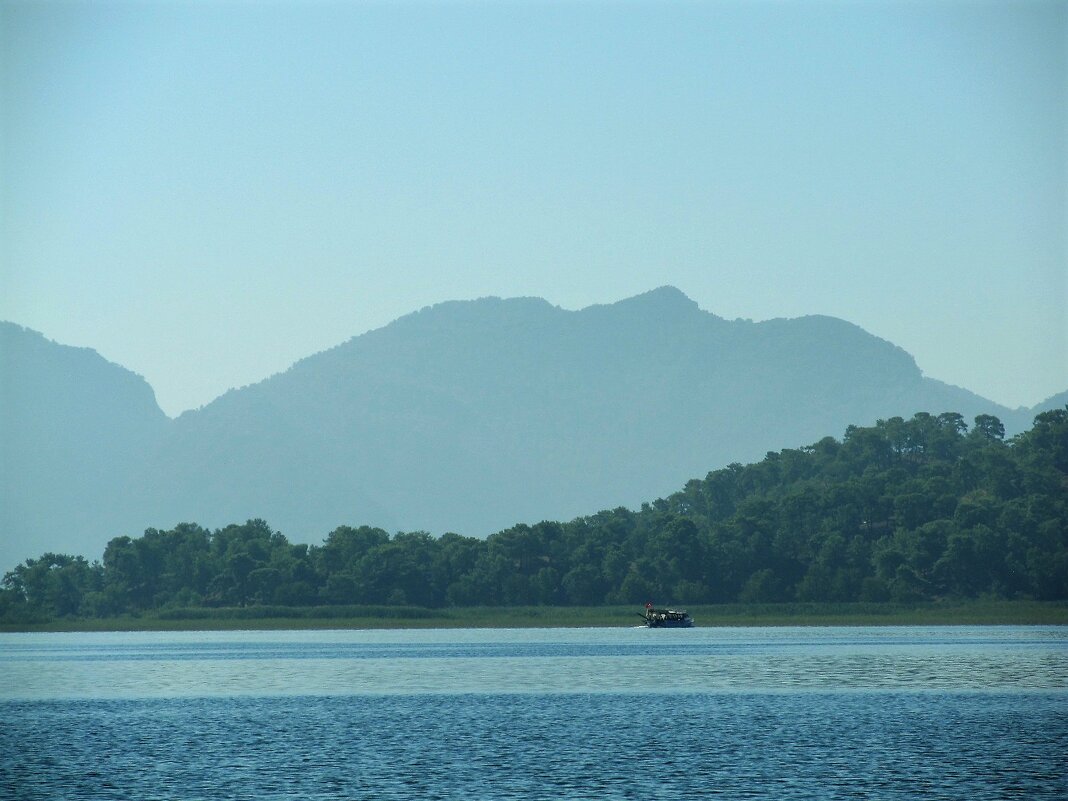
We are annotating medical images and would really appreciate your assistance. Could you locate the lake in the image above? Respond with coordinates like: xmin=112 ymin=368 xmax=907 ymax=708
xmin=2 ymin=626 xmax=1065 ymax=799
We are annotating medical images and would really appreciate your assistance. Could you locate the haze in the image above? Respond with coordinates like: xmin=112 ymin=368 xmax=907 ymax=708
xmin=1 ymin=0 xmax=1065 ymax=417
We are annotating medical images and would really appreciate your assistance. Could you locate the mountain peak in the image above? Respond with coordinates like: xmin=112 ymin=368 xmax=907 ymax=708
xmin=582 ymin=286 xmax=704 ymax=317
xmin=619 ymin=285 xmax=697 ymax=308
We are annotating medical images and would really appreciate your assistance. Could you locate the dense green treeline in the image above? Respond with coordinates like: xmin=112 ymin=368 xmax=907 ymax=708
xmin=3 ymin=408 xmax=1066 ymax=622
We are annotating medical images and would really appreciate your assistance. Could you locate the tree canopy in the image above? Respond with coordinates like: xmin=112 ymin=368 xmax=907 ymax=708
xmin=3 ymin=408 xmax=1066 ymax=622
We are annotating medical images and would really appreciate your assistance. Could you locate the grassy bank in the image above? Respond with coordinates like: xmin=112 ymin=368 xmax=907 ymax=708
xmin=2 ymin=599 xmax=1065 ymax=632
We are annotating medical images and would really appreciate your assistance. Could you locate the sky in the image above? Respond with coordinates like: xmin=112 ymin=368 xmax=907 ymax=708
xmin=1 ymin=0 xmax=1065 ymax=418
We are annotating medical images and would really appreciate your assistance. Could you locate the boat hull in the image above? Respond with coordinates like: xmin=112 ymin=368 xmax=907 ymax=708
xmin=645 ymin=618 xmax=694 ymax=628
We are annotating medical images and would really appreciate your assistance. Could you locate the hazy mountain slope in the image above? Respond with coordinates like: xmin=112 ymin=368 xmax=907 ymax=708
xmin=0 ymin=323 xmax=168 ymax=569
xmin=1031 ymin=390 xmax=1068 ymax=416
xmin=127 ymin=288 xmax=1027 ymax=548
xmin=1 ymin=289 xmax=1047 ymax=572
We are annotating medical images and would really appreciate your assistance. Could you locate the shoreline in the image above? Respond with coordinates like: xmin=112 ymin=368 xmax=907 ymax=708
xmin=2 ymin=600 xmax=1065 ymax=633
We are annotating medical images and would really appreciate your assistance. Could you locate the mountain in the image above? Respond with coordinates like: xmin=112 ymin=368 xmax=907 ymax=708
xmin=0 ymin=323 xmax=169 ymax=567
xmin=0 ymin=288 xmax=1052 ymax=571
xmin=1031 ymin=389 xmax=1068 ymax=415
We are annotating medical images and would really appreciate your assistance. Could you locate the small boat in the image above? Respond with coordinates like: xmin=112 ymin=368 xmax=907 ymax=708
xmin=639 ymin=603 xmax=694 ymax=628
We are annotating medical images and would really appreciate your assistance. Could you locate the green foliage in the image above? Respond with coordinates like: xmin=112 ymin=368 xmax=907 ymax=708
xmin=1 ymin=553 xmax=102 ymax=619
xmin=4 ymin=407 xmax=1066 ymax=622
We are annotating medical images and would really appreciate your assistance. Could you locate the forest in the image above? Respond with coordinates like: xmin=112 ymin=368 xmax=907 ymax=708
xmin=2 ymin=407 xmax=1066 ymax=622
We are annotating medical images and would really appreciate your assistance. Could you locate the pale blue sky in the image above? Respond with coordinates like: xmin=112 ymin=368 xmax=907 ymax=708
xmin=2 ymin=0 xmax=1065 ymax=417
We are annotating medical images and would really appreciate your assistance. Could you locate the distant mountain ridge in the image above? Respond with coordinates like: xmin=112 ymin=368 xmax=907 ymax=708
xmin=0 ymin=288 xmax=1059 ymax=571
xmin=0 ymin=323 xmax=169 ymax=570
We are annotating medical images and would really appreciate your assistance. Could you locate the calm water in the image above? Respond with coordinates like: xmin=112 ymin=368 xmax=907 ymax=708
xmin=1 ymin=626 xmax=1065 ymax=799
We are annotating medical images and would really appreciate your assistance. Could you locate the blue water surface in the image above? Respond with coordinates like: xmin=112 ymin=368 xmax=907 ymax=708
xmin=1 ymin=626 xmax=1065 ymax=800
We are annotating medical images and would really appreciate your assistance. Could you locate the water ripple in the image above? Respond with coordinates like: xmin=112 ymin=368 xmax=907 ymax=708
xmin=1 ymin=626 xmax=1064 ymax=700
xmin=2 ymin=693 xmax=1065 ymax=800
